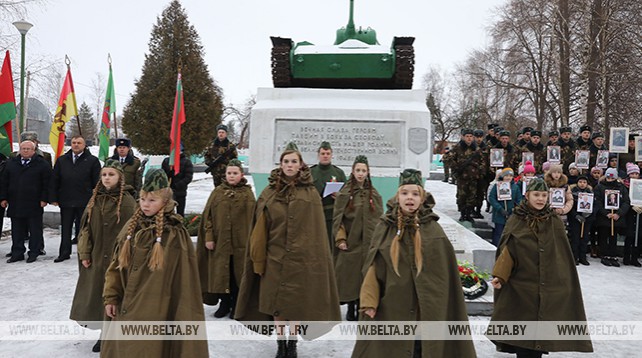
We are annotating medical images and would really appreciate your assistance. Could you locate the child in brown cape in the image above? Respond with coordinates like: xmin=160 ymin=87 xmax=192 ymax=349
xmin=102 ymin=169 xmax=208 ymax=357
xmin=332 ymin=155 xmax=383 ymax=321
xmin=69 ymin=159 xmax=136 ymax=353
xmin=353 ymin=169 xmax=476 ymax=358
xmin=197 ymin=159 xmax=255 ymax=318
xmin=490 ymin=177 xmax=593 ymax=357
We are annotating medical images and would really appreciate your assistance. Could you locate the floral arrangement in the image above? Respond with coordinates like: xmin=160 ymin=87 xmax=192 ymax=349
xmin=457 ymin=260 xmax=490 ymax=300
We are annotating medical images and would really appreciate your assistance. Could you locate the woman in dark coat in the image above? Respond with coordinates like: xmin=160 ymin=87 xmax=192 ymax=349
xmin=332 ymin=155 xmax=383 ymax=321
xmin=69 ymin=160 xmax=136 ymax=352
xmin=490 ymin=177 xmax=593 ymax=357
xmin=235 ymin=143 xmax=340 ymax=357
xmin=353 ymin=169 xmax=476 ymax=358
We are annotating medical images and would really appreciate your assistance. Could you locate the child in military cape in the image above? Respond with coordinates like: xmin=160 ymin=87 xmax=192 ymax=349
xmin=70 ymin=159 xmax=136 ymax=353
xmin=352 ymin=169 xmax=476 ymax=358
xmin=490 ymin=177 xmax=593 ymax=357
xmin=102 ymin=169 xmax=208 ymax=357
xmin=332 ymin=155 xmax=383 ymax=321
xmin=197 ymin=159 xmax=256 ymax=318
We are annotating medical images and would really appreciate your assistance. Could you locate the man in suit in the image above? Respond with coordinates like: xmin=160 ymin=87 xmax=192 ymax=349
xmin=49 ymin=135 xmax=101 ymax=262
xmin=1 ymin=141 xmax=52 ymax=263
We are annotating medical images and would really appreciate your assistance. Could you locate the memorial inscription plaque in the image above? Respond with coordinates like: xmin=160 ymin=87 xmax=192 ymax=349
xmin=274 ymin=119 xmax=402 ymax=167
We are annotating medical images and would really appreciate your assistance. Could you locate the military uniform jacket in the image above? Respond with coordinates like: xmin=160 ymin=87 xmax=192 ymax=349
xmin=204 ymin=138 xmax=238 ymax=182
xmin=311 ymin=163 xmax=347 ymax=211
xmin=352 ymin=195 xmax=476 ymax=358
xmin=331 ymin=179 xmax=383 ymax=302
xmin=235 ymin=167 xmax=341 ymax=333
xmin=576 ymin=137 xmax=591 ymax=150
xmin=49 ymin=148 xmax=101 ymax=207
xmin=446 ymin=140 xmax=481 ymax=181
xmin=102 ymin=202 xmax=208 ymax=357
xmin=111 ymin=151 xmax=142 ymax=194
xmin=196 ymin=178 xmax=255 ymax=295
xmin=557 ymin=138 xmax=577 ymax=173
xmin=490 ymin=202 xmax=593 ymax=353
xmin=0 ymin=155 xmax=51 ymax=218
xmin=70 ymin=186 xmax=136 ymax=324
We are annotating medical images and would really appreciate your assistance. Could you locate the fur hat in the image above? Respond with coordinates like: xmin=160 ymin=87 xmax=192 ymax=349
xmin=115 ymin=138 xmax=131 ymax=148
xmin=549 ymin=164 xmax=563 ymax=174
xmin=560 ymin=127 xmax=572 ymax=134
xmin=526 ymin=177 xmax=548 ymax=192
xmin=530 ymin=130 xmax=542 ymax=138
xmin=521 ymin=127 xmax=533 ymax=135
xmin=579 ymin=125 xmax=592 ymax=133
xmin=461 ymin=128 xmax=474 ymax=136
xmin=498 ymin=130 xmax=510 ymax=137
xmin=216 ymin=124 xmax=228 ymax=132
xmin=591 ymin=132 xmax=604 ymax=140
xmin=523 ymin=160 xmax=536 ymax=174
xmin=399 ymin=169 xmax=422 ymax=187
xmin=548 ymin=130 xmax=559 ymax=137
xmin=488 ymin=123 xmax=498 ymax=130
xmin=605 ymin=168 xmax=619 ymax=179
xmin=473 ymin=129 xmax=484 ymax=137
xmin=627 ymin=163 xmax=640 ymax=176
xmin=143 ymin=169 xmax=169 ymax=192
xmin=20 ymin=131 xmax=39 ymax=142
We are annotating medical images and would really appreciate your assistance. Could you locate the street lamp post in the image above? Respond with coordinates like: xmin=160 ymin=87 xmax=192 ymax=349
xmin=13 ymin=20 xmax=33 ymax=134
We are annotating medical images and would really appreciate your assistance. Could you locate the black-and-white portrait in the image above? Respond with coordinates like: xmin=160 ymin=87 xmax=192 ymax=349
xmin=596 ymin=150 xmax=609 ymax=169
xmin=547 ymin=145 xmax=561 ymax=164
xmin=575 ymin=150 xmax=590 ymax=169
xmin=630 ymin=179 xmax=642 ymax=207
xmin=490 ymin=148 xmax=504 ymax=168
xmin=609 ymin=127 xmax=629 ymax=153
xmin=497 ymin=182 xmax=512 ymax=201
xmin=549 ymin=188 xmax=565 ymax=208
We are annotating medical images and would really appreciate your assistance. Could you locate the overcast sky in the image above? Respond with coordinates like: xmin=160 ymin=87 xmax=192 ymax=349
xmin=15 ymin=0 xmax=506 ymax=115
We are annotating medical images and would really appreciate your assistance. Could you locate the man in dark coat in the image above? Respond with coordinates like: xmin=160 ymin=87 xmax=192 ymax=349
xmin=545 ymin=130 xmax=559 ymax=146
xmin=514 ymin=126 xmax=532 ymax=150
xmin=519 ymin=130 xmax=546 ymax=174
xmin=204 ymin=124 xmax=238 ymax=186
xmin=10 ymin=131 xmax=53 ymax=167
xmin=110 ymin=138 xmax=142 ymax=196
xmin=1 ymin=141 xmax=52 ymax=263
xmin=484 ymin=123 xmax=499 ymax=146
xmin=161 ymin=147 xmax=194 ymax=217
xmin=557 ymin=126 xmax=577 ymax=174
xmin=50 ymin=135 xmax=101 ymax=262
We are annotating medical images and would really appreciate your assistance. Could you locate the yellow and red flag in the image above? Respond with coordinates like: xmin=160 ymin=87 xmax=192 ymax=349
xmin=169 ymin=71 xmax=185 ymax=174
xmin=49 ymin=66 xmax=78 ymax=161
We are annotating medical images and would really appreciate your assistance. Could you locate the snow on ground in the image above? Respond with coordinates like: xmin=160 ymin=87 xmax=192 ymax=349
xmin=0 ymin=174 xmax=641 ymax=356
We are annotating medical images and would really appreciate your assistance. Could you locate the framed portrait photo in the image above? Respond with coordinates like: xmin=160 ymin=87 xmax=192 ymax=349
xmin=575 ymin=150 xmax=590 ymax=170
xmin=522 ymin=176 xmax=533 ymax=195
xmin=635 ymin=136 xmax=642 ymax=162
xmin=596 ymin=150 xmax=609 ymax=169
xmin=497 ymin=182 xmax=512 ymax=201
xmin=604 ymin=189 xmax=620 ymax=210
xmin=577 ymin=192 xmax=594 ymax=213
xmin=547 ymin=145 xmax=561 ymax=164
xmin=549 ymin=188 xmax=566 ymax=208
xmin=490 ymin=148 xmax=504 ymax=168
xmin=609 ymin=127 xmax=629 ymax=153
xmin=630 ymin=179 xmax=642 ymax=207
xmin=522 ymin=152 xmax=534 ymax=165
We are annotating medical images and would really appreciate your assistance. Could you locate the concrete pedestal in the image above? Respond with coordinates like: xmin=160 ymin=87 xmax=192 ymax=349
xmin=249 ymin=87 xmax=432 ymax=202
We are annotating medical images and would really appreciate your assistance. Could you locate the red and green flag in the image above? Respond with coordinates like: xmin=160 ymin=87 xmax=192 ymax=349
xmin=49 ymin=66 xmax=78 ymax=161
xmin=169 ymin=71 xmax=186 ymax=174
xmin=99 ymin=64 xmax=116 ymax=161
xmin=0 ymin=51 xmax=15 ymax=156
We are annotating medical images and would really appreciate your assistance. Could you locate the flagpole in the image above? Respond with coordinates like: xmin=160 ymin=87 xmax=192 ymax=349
xmin=64 ymin=56 xmax=82 ymax=137
xmin=108 ymin=54 xmax=118 ymax=139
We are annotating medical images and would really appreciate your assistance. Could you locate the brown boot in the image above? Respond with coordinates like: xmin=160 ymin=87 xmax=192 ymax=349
xmin=590 ymin=246 xmax=598 ymax=258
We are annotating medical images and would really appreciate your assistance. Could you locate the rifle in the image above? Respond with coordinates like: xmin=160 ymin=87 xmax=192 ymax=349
xmin=204 ymin=145 xmax=236 ymax=174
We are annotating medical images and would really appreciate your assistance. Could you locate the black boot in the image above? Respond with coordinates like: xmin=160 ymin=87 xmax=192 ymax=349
xmin=275 ymin=339 xmax=287 ymax=358
xmin=92 ymin=339 xmax=101 ymax=353
xmin=465 ymin=207 xmax=475 ymax=223
xmin=213 ymin=295 xmax=232 ymax=318
xmin=346 ymin=301 xmax=357 ymax=321
xmin=286 ymin=337 xmax=298 ymax=358
xmin=472 ymin=206 xmax=484 ymax=219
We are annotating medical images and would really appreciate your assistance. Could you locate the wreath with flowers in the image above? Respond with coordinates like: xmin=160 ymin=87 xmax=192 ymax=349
xmin=457 ymin=261 xmax=489 ymax=300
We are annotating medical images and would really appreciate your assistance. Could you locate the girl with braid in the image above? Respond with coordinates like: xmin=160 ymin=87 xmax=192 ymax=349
xmin=332 ymin=155 xmax=383 ymax=321
xmin=70 ymin=159 xmax=136 ymax=353
xmin=101 ymin=169 xmax=208 ymax=357
xmin=353 ymin=169 xmax=476 ymax=358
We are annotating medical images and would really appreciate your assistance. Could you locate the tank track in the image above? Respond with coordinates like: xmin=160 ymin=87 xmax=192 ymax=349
xmin=270 ymin=37 xmax=293 ymax=88
xmin=393 ymin=37 xmax=415 ymax=89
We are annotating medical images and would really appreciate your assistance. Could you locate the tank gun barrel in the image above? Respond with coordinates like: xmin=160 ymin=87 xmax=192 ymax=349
xmin=345 ymin=0 xmax=356 ymax=38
